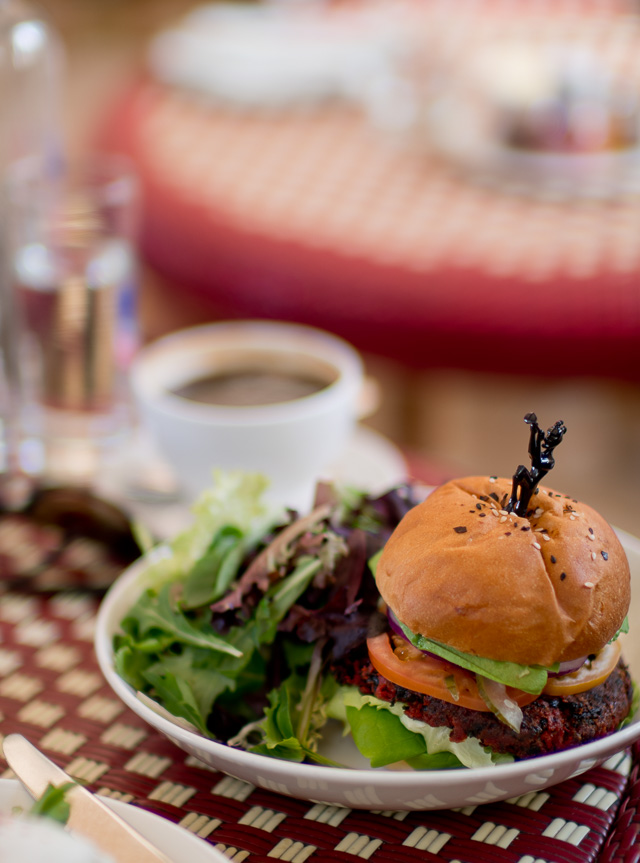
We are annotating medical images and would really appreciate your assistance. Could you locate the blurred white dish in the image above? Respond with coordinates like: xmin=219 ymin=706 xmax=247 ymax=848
xmin=420 ymin=24 xmax=640 ymax=199
xmin=0 ymin=779 xmax=227 ymax=863
xmin=147 ymin=1 xmax=407 ymax=109
xmin=95 ymin=515 xmax=640 ymax=810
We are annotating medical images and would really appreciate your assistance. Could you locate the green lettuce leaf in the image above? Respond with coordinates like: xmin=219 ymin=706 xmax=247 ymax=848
xmin=330 ymin=686 xmax=513 ymax=769
xmin=119 ymin=584 xmax=243 ymax=657
xmin=611 ymin=616 xmax=630 ymax=642
xmin=398 ymin=620 xmax=550 ymax=695
xmin=345 ymin=703 xmax=434 ymax=767
xmin=140 ymin=666 xmax=212 ymax=735
xmin=181 ymin=525 xmax=246 ymax=610
xmin=30 ymin=783 xmax=73 ymax=824
xmin=248 ymin=673 xmax=340 ymax=766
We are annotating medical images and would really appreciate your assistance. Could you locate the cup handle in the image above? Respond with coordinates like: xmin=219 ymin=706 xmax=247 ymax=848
xmin=357 ymin=376 xmax=381 ymax=420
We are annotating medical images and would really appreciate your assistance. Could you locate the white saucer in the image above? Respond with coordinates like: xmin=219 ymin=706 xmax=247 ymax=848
xmin=100 ymin=425 xmax=407 ymax=540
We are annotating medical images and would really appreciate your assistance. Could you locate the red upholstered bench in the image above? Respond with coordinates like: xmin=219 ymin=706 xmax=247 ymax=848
xmin=97 ymin=77 xmax=640 ymax=382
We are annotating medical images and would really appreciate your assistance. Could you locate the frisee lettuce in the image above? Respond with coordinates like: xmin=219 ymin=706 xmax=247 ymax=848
xmin=140 ymin=470 xmax=281 ymax=589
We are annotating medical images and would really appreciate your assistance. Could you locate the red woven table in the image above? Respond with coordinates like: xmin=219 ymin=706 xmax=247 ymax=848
xmin=0 ymin=586 xmax=638 ymax=863
xmin=96 ymin=50 xmax=640 ymax=381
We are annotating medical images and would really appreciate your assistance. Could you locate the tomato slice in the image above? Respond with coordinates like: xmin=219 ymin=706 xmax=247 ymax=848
xmin=367 ymin=632 xmax=537 ymax=712
xmin=543 ymin=640 xmax=622 ymax=696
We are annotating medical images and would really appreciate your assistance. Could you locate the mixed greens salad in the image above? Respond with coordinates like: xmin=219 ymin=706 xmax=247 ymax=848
xmin=114 ymin=473 xmax=512 ymax=770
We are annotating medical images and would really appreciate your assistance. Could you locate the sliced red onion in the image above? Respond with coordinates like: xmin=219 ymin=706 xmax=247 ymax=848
xmin=387 ymin=608 xmax=408 ymax=639
xmin=548 ymin=656 xmax=588 ymax=677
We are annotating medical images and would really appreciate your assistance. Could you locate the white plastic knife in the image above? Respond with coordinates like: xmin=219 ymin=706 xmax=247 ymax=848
xmin=3 ymin=734 xmax=174 ymax=863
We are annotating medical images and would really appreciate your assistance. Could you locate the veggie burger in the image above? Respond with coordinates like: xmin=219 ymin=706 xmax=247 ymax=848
xmin=336 ymin=413 xmax=634 ymax=761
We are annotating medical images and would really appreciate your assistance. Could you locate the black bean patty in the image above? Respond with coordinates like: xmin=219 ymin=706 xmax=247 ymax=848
xmin=333 ymin=653 xmax=634 ymax=759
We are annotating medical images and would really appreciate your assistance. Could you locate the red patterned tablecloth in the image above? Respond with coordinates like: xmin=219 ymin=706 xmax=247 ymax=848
xmin=0 ymin=588 xmax=639 ymax=863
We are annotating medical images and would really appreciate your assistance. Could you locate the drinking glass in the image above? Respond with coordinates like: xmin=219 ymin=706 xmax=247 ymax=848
xmin=4 ymin=154 xmax=140 ymax=486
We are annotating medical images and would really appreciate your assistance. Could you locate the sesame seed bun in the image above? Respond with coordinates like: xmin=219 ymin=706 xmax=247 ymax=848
xmin=375 ymin=476 xmax=630 ymax=668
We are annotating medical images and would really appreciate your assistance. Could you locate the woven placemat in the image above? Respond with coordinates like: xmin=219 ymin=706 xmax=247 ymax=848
xmin=0 ymin=588 xmax=638 ymax=863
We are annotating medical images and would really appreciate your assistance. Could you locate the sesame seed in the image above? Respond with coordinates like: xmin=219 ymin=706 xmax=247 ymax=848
xmin=591 ymin=552 xmax=597 ymax=561
xmin=534 ymin=527 xmax=545 ymax=532
xmin=601 ymin=551 xmax=608 ymax=560
xmin=584 ymin=581 xmax=594 ymax=588
xmin=453 ymin=526 xmax=467 ymax=534
xmin=491 ymin=510 xmax=499 ymax=517
xmin=534 ymin=508 xmax=543 ymax=517
xmin=570 ymin=515 xmax=575 ymax=520
xmin=476 ymin=503 xmax=482 ymax=510
xmin=532 ymin=542 xmax=541 ymax=550
xmin=499 ymin=516 xmax=507 ymax=523
xmin=588 ymin=527 xmax=594 ymax=534
xmin=479 ymin=513 xmax=486 ymax=518
xmin=550 ymin=555 xmax=556 ymax=563
xmin=587 ymin=533 xmax=595 ymax=541
xmin=561 ymin=572 xmax=567 ymax=580
xmin=489 ymin=476 xmax=497 ymax=483
xmin=499 ymin=510 xmax=509 ymax=516
xmin=542 ymin=534 xmax=551 ymax=541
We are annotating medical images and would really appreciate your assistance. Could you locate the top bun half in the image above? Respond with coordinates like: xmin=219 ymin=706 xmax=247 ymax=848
xmin=375 ymin=476 xmax=630 ymax=667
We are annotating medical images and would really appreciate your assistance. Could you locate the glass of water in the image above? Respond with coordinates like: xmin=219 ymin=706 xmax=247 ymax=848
xmin=5 ymin=154 xmax=140 ymax=485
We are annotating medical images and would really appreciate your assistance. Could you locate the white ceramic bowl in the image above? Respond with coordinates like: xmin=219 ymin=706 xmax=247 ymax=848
xmin=95 ymin=529 xmax=640 ymax=812
xmin=130 ymin=320 xmax=364 ymax=512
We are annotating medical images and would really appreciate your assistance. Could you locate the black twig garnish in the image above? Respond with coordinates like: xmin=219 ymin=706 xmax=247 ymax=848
xmin=505 ymin=413 xmax=567 ymax=517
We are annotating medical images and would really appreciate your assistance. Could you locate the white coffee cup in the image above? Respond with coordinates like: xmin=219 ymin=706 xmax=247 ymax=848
xmin=130 ymin=320 xmax=365 ymax=511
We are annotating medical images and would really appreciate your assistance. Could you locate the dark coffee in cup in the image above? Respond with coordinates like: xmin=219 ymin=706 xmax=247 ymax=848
xmin=171 ymin=367 xmax=335 ymax=407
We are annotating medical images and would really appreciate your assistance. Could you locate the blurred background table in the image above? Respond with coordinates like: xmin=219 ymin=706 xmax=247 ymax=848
xmin=36 ymin=0 xmax=640 ymax=533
